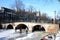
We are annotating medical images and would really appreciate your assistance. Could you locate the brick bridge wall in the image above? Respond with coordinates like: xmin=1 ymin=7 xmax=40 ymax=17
xmin=2 ymin=22 xmax=59 ymax=33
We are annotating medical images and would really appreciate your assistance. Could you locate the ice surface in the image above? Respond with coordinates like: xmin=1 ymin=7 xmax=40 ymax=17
xmin=16 ymin=32 xmax=46 ymax=40
xmin=0 ymin=29 xmax=20 ymax=40
xmin=0 ymin=30 xmax=56 ymax=40
xmin=55 ymin=31 xmax=60 ymax=40
xmin=0 ymin=29 xmax=29 ymax=40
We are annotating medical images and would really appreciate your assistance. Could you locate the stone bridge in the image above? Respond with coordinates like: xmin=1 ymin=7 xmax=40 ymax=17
xmin=2 ymin=22 xmax=59 ymax=33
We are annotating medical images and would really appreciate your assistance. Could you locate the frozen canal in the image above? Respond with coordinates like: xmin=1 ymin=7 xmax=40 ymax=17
xmin=0 ymin=29 xmax=55 ymax=40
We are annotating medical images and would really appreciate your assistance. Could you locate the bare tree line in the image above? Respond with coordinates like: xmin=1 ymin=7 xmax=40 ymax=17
xmin=10 ymin=0 xmax=53 ymax=22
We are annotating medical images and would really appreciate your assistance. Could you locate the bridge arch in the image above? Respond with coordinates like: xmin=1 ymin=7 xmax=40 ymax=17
xmin=15 ymin=24 xmax=28 ymax=29
xmin=15 ymin=24 xmax=29 ymax=33
xmin=0 ymin=24 xmax=3 ymax=29
xmin=6 ymin=24 xmax=13 ymax=29
xmin=32 ymin=25 xmax=45 ymax=32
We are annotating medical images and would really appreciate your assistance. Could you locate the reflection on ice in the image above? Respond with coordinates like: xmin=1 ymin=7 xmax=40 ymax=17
xmin=16 ymin=32 xmax=48 ymax=40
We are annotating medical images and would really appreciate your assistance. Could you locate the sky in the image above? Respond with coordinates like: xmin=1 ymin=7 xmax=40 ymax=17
xmin=0 ymin=0 xmax=60 ymax=18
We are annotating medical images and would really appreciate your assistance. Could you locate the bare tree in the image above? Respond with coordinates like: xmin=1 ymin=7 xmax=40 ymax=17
xmin=10 ymin=0 xmax=25 ymax=22
xmin=57 ymin=10 xmax=60 ymax=18
xmin=11 ymin=0 xmax=25 ymax=12
xmin=28 ymin=5 xmax=35 ymax=13
xmin=41 ymin=13 xmax=49 ymax=22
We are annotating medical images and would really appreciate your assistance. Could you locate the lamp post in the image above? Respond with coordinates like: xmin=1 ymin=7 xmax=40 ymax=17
xmin=54 ymin=11 xmax=56 ymax=24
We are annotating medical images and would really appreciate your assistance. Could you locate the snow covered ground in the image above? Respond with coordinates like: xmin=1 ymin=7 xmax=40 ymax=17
xmin=0 ymin=29 xmax=55 ymax=40
xmin=55 ymin=31 xmax=60 ymax=40
xmin=16 ymin=32 xmax=47 ymax=40
xmin=0 ymin=30 xmax=44 ymax=40
xmin=0 ymin=29 xmax=27 ymax=40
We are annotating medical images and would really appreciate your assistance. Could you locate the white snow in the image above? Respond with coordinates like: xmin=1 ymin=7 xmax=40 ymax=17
xmin=0 ymin=29 xmax=56 ymax=40
xmin=16 ymin=32 xmax=39 ymax=40
xmin=0 ymin=29 xmax=15 ymax=38
xmin=0 ymin=29 xmax=21 ymax=40
xmin=0 ymin=29 xmax=30 ymax=40
xmin=0 ymin=30 xmax=44 ymax=40
xmin=55 ymin=31 xmax=60 ymax=40
xmin=16 ymin=32 xmax=47 ymax=40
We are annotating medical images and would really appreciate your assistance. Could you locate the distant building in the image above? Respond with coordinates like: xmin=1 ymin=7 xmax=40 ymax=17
xmin=0 ymin=7 xmax=16 ymax=23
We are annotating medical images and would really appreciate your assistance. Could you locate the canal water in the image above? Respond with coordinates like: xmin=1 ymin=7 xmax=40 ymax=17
xmin=0 ymin=29 xmax=55 ymax=40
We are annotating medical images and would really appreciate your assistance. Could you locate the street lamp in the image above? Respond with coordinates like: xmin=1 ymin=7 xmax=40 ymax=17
xmin=54 ymin=11 xmax=56 ymax=24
